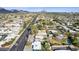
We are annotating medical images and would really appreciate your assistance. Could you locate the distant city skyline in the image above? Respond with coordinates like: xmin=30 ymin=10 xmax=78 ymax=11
xmin=3 ymin=7 xmax=79 ymax=12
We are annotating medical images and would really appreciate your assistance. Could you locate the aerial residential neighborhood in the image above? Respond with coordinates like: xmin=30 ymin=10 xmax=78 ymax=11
xmin=0 ymin=7 xmax=79 ymax=51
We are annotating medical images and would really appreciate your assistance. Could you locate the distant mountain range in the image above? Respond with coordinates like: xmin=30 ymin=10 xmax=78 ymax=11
xmin=0 ymin=7 xmax=78 ymax=13
xmin=0 ymin=7 xmax=29 ymax=13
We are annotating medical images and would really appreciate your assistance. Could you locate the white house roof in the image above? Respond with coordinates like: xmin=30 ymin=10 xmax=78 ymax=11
xmin=35 ymin=36 xmax=44 ymax=40
xmin=49 ymin=30 xmax=57 ymax=33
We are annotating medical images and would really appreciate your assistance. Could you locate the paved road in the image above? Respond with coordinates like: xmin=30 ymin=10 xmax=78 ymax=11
xmin=51 ymin=45 xmax=79 ymax=51
xmin=9 ymin=15 xmax=38 ymax=51
xmin=0 ymin=48 xmax=9 ymax=51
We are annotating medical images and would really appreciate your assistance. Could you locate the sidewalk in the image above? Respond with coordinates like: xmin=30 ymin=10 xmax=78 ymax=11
xmin=23 ymin=35 xmax=34 ymax=51
xmin=23 ymin=42 xmax=32 ymax=51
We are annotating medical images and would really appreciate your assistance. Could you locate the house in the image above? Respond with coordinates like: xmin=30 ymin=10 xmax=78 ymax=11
xmin=35 ymin=30 xmax=47 ymax=41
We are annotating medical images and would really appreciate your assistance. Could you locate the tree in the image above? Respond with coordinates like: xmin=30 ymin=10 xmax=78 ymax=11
xmin=61 ymin=38 xmax=67 ymax=45
xmin=41 ymin=38 xmax=51 ymax=51
xmin=30 ymin=24 xmax=38 ymax=38
xmin=72 ymin=35 xmax=79 ymax=47
xmin=37 ymin=24 xmax=43 ymax=30
xmin=23 ymin=22 xmax=26 ymax=28
xmin=48 ymin=21 xmax=54 ymax=26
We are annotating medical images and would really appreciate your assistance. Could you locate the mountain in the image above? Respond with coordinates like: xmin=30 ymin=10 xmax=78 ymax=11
xmin=0 ymin=7 xmax=29 ymax=13
xmin=11 ymin=9 xmax=20 ymax=13
xmin=0 ymin=7 xmax=12 ymax=13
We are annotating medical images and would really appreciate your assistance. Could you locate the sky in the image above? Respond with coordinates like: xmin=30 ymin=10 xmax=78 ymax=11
xmin=4 ymin=7 xmax=79 ymax=12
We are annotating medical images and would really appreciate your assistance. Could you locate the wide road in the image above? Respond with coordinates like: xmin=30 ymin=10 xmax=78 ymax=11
xmin=0 ymin=47 xmax=9 ymax=51
xmin=51 ymin=45 xmax=79 ymax=51
xmin=9 ymin=15 xmax=38 ymax=51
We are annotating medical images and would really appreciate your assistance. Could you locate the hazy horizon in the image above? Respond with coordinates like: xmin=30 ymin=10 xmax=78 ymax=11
xmin=2 ymin=7 xmax=79 ymax=12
